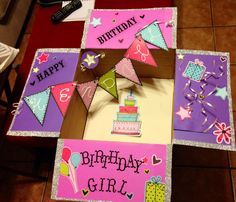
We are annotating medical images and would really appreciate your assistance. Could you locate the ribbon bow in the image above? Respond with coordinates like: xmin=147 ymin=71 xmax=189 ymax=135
xmin=150 ymin=176 xmax=162 ymax=184
xmin=194 ymin=59 xmax=204 ymax=66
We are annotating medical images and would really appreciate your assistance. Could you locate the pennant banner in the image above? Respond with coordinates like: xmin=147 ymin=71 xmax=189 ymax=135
xmin=115 ymin=58 xmax=142 ymax=85
xmin=77 ymin=80 xmax=98 ymax=110
xmin=98 ymin=68 xmax=118 ymax=99
xmin=23 ymin=88 xmax=51 ymax=125
xmin=138 ymin=21 xmax=168 ymax=51
xmin=51 ymin=82 xmax=76 ymax=117
xmin=124 ymin=36 xmax=157 ymax=67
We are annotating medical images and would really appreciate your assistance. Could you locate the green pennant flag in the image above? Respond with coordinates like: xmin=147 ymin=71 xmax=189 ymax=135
xmin=98 ymin=68 xmax=118 ymax=99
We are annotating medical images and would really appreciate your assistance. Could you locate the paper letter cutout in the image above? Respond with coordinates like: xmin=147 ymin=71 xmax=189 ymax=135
xmin=98 ymin=68 xmax=118 ymax=99
xmin=77 ymin=80 xmax=98 ymax=110
xmin=125 ymin=36 xmax=157 ymax=67
xmin=115 ymin=58 xmax=142 ymax=85
xmin=23 ymin=88 xmax=51 ymax=125
xmin=138 ymin=21 xmax=168 ymax=51
xmin=51 ymin=82 xmax=76 ymax=116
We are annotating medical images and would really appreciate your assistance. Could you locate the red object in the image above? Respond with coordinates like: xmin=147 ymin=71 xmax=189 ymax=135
xmin=5 ymin=0 xmax=172 ymax=147
xmin=120 ymin=106 xmax=138 ymax=113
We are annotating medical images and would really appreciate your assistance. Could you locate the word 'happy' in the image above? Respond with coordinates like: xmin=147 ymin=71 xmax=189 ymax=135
xmin=97 ymin=17 xmax=138 ymax=45
xmin=36 ymin=60 xmax=65 ymax=82
xmin=80 ymin=150 xmax=143 ymax=174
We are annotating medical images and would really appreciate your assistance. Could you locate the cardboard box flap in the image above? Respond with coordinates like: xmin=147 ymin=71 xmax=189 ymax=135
xmin=51 ymin=139 xmax=172 ymax=202
xmin=173 ymin=49 xmax=235 ymax=151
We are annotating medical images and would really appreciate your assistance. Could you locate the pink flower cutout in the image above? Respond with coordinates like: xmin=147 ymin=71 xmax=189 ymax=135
xmin=213 ymin=122 xmax=231 ymax=144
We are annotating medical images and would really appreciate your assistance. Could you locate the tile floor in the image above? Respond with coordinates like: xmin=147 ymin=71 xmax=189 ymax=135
xmin=0 ymin=0 xmax=236 ymax=201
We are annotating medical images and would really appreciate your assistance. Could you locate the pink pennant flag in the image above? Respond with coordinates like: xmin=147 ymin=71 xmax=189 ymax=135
xmin=124 ymin=35 xmax=157 ymax=67
xmin=51 ymin=82 xmax=76 ymax=117
xmin=115 ymin=58 xmax=142 ymax=85
xmin=76 ymin=80 xmax=98 ymax=110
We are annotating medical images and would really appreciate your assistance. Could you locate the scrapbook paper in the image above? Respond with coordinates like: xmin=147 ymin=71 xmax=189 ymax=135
xmin=52 ymin=139 xmax=172 ymax=202
xmin=173 ymin=49 xmax=235 ymax=150
xmin=7 ymin=48 xmax=80 ymax=137
xmin=62 ymin=0 xmax=95 ymax=22
xmin=81 ymin=8 xmax=177 ymax=49
xmin=84 ymin=78 xmax=174 ymax=145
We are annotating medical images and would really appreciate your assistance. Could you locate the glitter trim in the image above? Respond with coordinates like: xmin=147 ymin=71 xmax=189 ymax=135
xmin=7 ymin=48 xmax=80 ymax=138
xmin=174 ymin=50 xmax=235 ymax=151
xmin=81 ymin=7 xmax=177 ymax=49
xmin=7 ymin=130 xmax=59 ymax=137
xmin=165 ymin=144 xmax=172 ymax=202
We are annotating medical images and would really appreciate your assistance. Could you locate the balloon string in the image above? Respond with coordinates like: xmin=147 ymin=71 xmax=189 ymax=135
xmin=68 ymin=161 xmax=78 ymax=193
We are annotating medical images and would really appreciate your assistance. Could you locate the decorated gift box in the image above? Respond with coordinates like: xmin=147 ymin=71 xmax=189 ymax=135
xmin=6 ymin=7 xmax=235 ymax=202
xmin=173 ymin=49 xmax=235 ymax=150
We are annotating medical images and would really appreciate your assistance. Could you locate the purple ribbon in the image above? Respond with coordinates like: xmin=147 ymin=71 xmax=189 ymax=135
xmin=183 ymin=61 xmax=224 ymax=133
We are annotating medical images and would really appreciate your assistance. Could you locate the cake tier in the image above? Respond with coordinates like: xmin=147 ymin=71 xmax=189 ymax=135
xmin=111 ymin=121 xmax=141 ymax=135
xmin=119 ymin=106 xmax=138 ymax=113
xmin=125 ymin=99 xmax=136 ymax=106
xmin=117 ymin=113 xmax=138 ymax=121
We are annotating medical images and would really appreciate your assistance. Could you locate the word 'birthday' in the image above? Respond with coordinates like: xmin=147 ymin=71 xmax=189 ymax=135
xmin=97 ymin=17 xmax=138 ymax=45
xmin=36 ymin=60 xmax=65 ymax=82
xmin=80 ymin=150 xmax=143 ymax=174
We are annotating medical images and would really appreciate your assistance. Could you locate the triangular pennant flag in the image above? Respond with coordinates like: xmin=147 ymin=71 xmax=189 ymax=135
xmin=51 ymin=82 xmax=76 ymax=116
xmin=138 ymin=21 xmax=168 ymax=51
xmin=124 ymin=36 xmax=157 ymax=67
xmin=23 ymin=88 xmax=51 ymax=125
xmin=98 ymin=68 xmax=118 ymax=99
xmin=77 ymin=80 xmax=98 ymax=110
xmin=115 ymin=58 xmax=142 ymax=85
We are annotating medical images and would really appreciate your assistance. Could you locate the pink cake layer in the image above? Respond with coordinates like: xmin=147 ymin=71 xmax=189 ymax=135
xmin=112 ymin=121 xmax=141 ymax=134
xmin=119 ymin=106 xmax=138 ymax=113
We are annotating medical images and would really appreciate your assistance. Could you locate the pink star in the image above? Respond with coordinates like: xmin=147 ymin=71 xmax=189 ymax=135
xmin=37 ymin=52 xmax=49 ymax=64
xmin=141 ymin=156 xmax=148 ymax=164
xmin=176 ymin=106 xmax=191 ymax=120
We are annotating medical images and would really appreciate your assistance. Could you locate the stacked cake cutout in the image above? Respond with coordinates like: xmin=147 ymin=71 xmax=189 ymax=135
xmin=111 ymin=91 xmax=142 ymax=136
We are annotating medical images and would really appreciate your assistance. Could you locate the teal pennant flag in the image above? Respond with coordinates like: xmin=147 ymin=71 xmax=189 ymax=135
xmin=24 ymin=88 xmax=51 ymax=125
xmin=138 ymin=21 xmax=168 ymax=51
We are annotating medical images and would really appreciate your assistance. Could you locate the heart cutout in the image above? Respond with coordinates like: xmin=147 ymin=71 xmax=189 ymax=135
xmin=82 ymin=189 xmax=89 ymax=197
xmin=30 ymin=81 xmax=35 ymax=86
xmin=126 ymin=193 xmax=134 ymax=200
xmin=220 ymin=56 xmax=227 ymax=62
xmin=140 ymin=15 xmax=145 ymax=19
xmin=144 ymin=169 xmax=150 ymax=174
xmin=118 ymin=39 xmax=124 ymax=43
xmin=152 ymin=155 xmax=162 ymax=165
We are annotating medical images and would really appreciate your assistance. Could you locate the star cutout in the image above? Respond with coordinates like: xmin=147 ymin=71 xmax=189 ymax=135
xmin=83 ymin=54 xmax=96 ymax=66
xmin=37 ymin=52 xmax=49 ymax=64
xmin=141 ymin=156 xmax=148 ymax=164
xmin=177 ymin=53 xmax=184 ymax=60
xmin=33 ymin=67 xmax=39 ymax=73
xmin=176 ymin=106 xmax=191 ymax=120
xmin=215 ymin=87 xmax=228 ymax=100
xmin=90 ymin=17 xmax=102 ymax=27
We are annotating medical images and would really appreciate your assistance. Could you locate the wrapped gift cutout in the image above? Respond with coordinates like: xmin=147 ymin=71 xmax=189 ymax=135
xmin=182 ymin=60 xmax=206 ymax=82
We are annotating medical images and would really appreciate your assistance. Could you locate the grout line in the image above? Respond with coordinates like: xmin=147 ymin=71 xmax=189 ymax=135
xmin=209 ymin=0 xmax=217 ymax=51
xmin=178 ymin=25 xmax=236 ymax=30
xmin=173 ymin=165 xmax=231 ymax=170
xmin=228 ymin=152 xmax=236 ymax=202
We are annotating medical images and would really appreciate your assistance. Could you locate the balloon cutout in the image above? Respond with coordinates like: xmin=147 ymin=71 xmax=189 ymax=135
xmin=62 ymin=147 xmax=71 ymax=162
xmin=60 ymin=162 xmax=69 ymax=176
xmin=71 ymin=153 xmax=81 ymax=168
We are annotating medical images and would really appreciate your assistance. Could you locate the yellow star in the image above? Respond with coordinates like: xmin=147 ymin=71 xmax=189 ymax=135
xmin=33 ymin=67 xmax=39 ymax=73
xmin=177 ymin=53 xmax=184 ymax=60
xmin=83 ymin=54 xmax=96 ymax=67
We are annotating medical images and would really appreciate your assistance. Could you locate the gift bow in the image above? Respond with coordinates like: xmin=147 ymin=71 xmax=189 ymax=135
xmin=150 ymin=176 xmax=162 ymax=184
